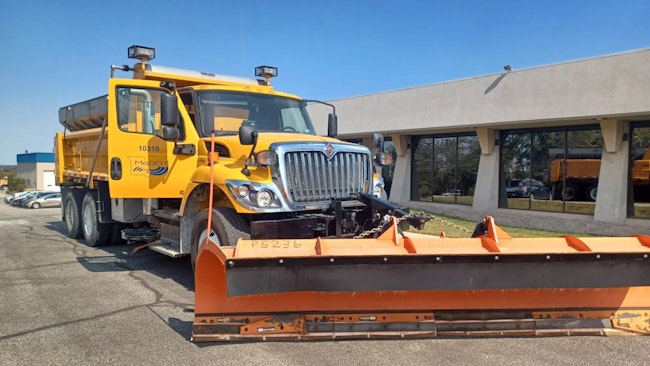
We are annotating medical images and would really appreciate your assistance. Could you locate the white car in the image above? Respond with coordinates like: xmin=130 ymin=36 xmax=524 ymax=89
xmin=4 ymin=191 xmax=36 ymax=205
xmin=442 ymin=189 xmax=461 ymax=197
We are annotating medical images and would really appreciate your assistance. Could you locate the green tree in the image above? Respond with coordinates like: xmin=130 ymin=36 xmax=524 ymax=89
xmin=412 ymin=136 xmax=433 ymax=200
xmin=501 ymin=132 xmax=532 ymax=181
xmin=632 ymin=126 xmax=650 ymax=150
xmin=7 ymin=176 xmax=26 ymax=193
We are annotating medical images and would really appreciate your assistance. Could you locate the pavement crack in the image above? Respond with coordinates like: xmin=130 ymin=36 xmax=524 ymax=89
xmin=0 ymin=260 xmax=82 ymax=274
xmin=0 ymin=303 xmax=155 ymax=342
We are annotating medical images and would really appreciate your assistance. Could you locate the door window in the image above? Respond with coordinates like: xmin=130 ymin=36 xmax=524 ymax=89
xmin=117 ymin=87 xmax=167 ymax=136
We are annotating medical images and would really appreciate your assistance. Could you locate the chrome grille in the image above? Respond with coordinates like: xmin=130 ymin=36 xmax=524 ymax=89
xmin=283 ymin=151 xmax=371 ymax=202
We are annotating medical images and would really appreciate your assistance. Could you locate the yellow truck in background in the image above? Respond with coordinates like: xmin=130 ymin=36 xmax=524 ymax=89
xmin=54 ymin=46 xmax=407 ymax=265
xmin=549 ymin=147 xmax=650 ymax=201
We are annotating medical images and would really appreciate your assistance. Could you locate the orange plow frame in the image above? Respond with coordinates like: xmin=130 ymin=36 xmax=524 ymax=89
xmin=193 ymin=217 xmax=650 ymax=341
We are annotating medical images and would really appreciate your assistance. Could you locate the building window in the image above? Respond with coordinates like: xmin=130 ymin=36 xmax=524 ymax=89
xmin=630 ymin=122 xmax=650 ymax=219
xmin=411 ymin=134 xmax=480 ymax=205
xmin=500 ymin=125 xmax=604 ymax=214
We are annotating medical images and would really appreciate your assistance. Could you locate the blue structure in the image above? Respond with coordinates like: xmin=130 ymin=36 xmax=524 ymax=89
xmin=17 ymin=152 xmax=55 ymax=164
xmin=16 ymin=152 xmax=57 ymax=191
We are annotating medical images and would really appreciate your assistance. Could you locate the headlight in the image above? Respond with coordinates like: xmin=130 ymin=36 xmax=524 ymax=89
xmin=254 ymin=189 xmax=273 ymax=207
xmin=227 ymin=181 xmax=284 ymax=211
xmin=372 ymin=174 xmax=386 ymax=198
xmin=236 ymin=185 xmax=250 ymax=197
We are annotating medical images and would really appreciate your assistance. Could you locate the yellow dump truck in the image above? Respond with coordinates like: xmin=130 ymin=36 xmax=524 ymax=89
xmin=549 ymin=147 xmax=650 ymax=201
xmin=54 ymin=45 xmax=406 ymax=266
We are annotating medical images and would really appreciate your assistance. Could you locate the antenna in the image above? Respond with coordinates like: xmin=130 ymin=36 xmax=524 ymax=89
xmin=241 ymin=8 xmax=246 ymax=74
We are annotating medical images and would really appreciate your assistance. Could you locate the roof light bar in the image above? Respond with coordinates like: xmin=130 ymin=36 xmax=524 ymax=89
xmin=255 ymin=66 xmax=278 ymax=85
xmin=255 ymin=66 xmax=277 ymax=78
xmin=128 ymin=45 xmax=156 ymax=62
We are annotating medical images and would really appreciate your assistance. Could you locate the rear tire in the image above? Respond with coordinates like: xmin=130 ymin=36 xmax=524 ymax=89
xmin=82 ymin=192 xmax=113 ymax=247
xmin=561 ymin=183 xmax=580 ymax=201
xmin=64 ymin=190 xmax=83 ymax=239
xmin=190 ymin=207 xmax=250 ymax=272
xmin=586 ymin=184 xmax=598 ymax=201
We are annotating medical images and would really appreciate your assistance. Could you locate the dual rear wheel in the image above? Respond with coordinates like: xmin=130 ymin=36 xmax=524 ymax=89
xmin=63 ymin=190 xmax=115 ymax=247
xmin=556 ymin=183 xmax=598 ymax=202
xmin=63 ymin=188 xmax=251 ymax=266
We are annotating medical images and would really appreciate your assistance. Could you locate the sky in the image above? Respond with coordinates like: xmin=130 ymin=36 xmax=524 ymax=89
xmin=0 ymin=0 xmax=648 ymax=165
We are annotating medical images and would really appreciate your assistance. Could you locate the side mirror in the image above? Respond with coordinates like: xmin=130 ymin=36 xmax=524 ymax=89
xmin=239 ymin=124 xmax=259 ymax=145
xmin=162 ymin=126 xmax=180 ymax=141
xmin=161 ymin=93 xmax=179 ymax=127
xmin=372 ymin=133 xmax=385 ymax=152
xmin=327 ymin=113 xmax=337 ymax=138
xmin=374 ymin=152 xmax=392 ymax=166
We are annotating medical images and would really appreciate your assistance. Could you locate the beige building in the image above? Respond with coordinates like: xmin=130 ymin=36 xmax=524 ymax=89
xmin=308 ymin=48 xmax=650 ymax=235
xmin=17 ymin=153 xmax=57 ymax=191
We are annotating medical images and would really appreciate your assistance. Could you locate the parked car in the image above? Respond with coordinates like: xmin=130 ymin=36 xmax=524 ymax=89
xmin=10 ymin=191 xmax=43 ymax=206
xmin=12 ymin=191 xmax=56 ymax=207
xmin=4 ymin=191 xmax=34 ymax=205
xmin=506 ymin=179 xmax=551 ymax=200
xmin=24 ymin=192 xmax=62 ymax=209
xmin=442 ymin=189 xmax=462 ymax=196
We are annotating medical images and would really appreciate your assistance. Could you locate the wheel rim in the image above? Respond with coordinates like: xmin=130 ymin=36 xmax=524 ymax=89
xmin=83 ymin=203 xmax=94 ymax=237
xmin=197 ymin=227 xmax=218 ymax=252
xmin=563 ymin=187 xmax=575 ymax=200
xmin=65 ymin=200 xmax=75 ymax=230
xmin=33 ymin=203 xmax=40 ymax=209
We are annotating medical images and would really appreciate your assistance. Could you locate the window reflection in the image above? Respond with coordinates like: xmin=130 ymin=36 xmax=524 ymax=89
xmin=411 ymin=134 xmax=479 ymax=205
xmin=631 ymin=123 xmax=650 ymax=219
xmin=500 ymin=126 xmax=603 ymax=215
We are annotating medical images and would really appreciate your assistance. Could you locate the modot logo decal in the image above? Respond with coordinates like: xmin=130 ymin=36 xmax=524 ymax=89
xmin=129 ymin=157 xmax=169 ymax=176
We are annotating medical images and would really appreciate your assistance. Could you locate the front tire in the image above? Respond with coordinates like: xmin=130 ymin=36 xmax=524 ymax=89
xmin=82 ymin=192 xmax=113 ymax=247
xmin=190 ymin=207 xmax=250 ymax=272
xmin=31 ymin=202 xmax=41 ymax=209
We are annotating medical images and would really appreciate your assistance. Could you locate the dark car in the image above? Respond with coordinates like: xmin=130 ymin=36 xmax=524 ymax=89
xmin=12 ymin=191 xmax=57 ymax=207
xmin=4 ymin=191 xmax=34 ymax=204
xmin=506 ymin=179 xmax=550 ymax=200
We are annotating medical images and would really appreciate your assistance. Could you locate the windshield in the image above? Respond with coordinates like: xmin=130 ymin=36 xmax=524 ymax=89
xmin=195 ymin=90 xmax=316 ymax=137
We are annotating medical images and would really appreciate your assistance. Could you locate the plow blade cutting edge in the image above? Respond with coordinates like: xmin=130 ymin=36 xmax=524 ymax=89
xmin=193 ymin=217 xmax=650 ymax=341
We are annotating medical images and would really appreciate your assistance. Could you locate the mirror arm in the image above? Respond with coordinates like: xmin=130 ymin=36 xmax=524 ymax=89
xmin=241 ymin=131 xmax=259 ymax=176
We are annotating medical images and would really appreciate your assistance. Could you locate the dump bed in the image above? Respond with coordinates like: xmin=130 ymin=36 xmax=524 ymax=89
xmin=59 ymin=95 xmax=108 ymax=132
xmin=55 ymin=95 xmax=110 ymax=185
xmin=549 ymin=158 xmax=600 ymax=182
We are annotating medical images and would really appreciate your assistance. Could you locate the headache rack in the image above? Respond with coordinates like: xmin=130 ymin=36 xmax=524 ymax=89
xmin=59 ymin=95 xmax=108 ymax=132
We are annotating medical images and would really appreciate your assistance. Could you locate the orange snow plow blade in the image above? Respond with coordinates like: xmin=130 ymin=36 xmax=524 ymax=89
xmin=193 ymin=217 xmax=650 ymax=341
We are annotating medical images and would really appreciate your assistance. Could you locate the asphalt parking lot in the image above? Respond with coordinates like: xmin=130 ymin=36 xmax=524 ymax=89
xmin=1 ymin=191 xmax=649 ymax=366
